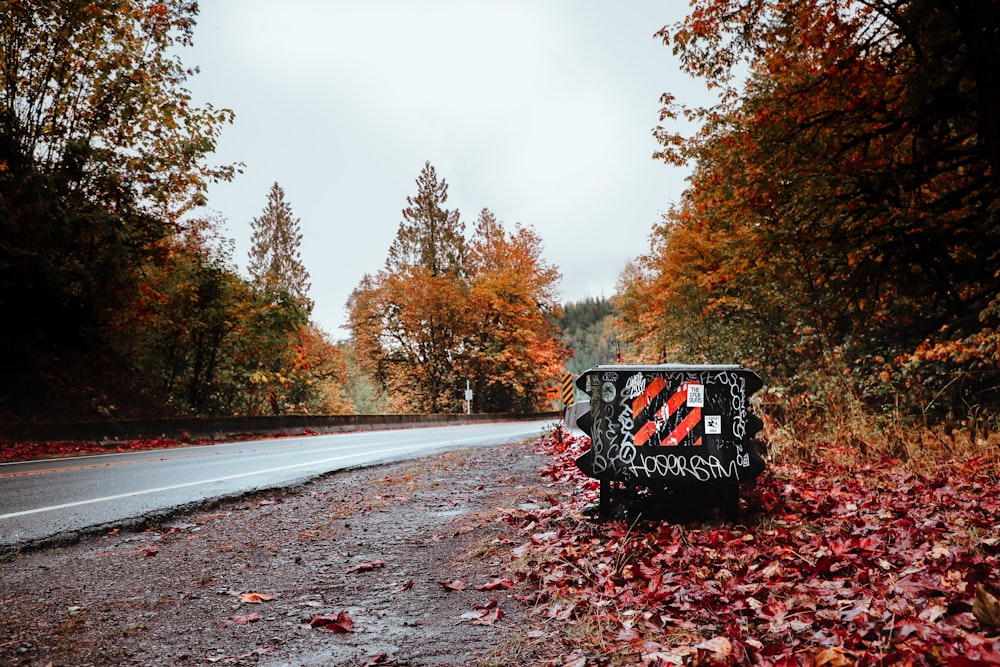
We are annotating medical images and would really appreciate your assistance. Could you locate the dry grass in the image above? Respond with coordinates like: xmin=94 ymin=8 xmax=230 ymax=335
xmin=762 ymin=389 xmax=1000 ymax=479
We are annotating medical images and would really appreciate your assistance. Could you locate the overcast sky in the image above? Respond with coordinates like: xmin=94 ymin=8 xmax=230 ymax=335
xmin=183 ymin=1 xmax=710 ymax=339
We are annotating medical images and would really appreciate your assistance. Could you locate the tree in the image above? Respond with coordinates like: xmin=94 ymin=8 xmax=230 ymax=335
xmin=348 ymin=167 xmax=568 ymax=413
xmin=108 ymin=215 xmax=315 ymax=416
xmin=349 ymin=163 xmax=466 ymax=412
xmin=0 ymin=0 xmax=235 ymax=404
xmin=559 ymin=296 xmax=621 ymax=373
xmin=461 ymin=209 xmax=567 ymax=412
xmin=616 ymin=0 xmax=1000 ymax=429
xmin=247 ymin=182 xmax=313 ymax=312
xmin=386 ymin=161 xmax=466 ymax=277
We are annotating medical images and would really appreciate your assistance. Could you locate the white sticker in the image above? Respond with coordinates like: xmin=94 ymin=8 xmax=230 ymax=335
xmin=704 ymin=415 xmax=722 ymax=434
xmin=686 ymin=383 xmax=704 ymax=407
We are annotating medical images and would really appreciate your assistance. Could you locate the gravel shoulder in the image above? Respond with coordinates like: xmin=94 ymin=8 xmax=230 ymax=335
xmin=0 ymin=440 xmax=558 ymax=666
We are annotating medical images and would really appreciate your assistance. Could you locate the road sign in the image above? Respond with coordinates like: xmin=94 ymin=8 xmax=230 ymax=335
xmin=560 ymin=373 xmax=575 ymax=406
xmin=546 ymin=387 xmax=560 ymax=400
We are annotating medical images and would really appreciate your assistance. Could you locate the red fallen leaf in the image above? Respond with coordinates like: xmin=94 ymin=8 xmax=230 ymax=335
xmin=310 ymin=610 xmax=355 ymax=633
xmin=474 ymin=577 xmax=514 ymax=591
xmin=144 ymin=547 xmax=159 ymax=557
xmin=461 ymin=599 xmax=503 ymax=625
xmin=395 ymin=580 xmax=415 ymax=593
xmin=228 ymin=612 xmax=260 ymax=625
xmin=440 ymin=579 xmax=468 ymax=591
xmin=363 ymin=654 xmax=398 ymax=666
xmin=346 ymin=561 xmax=386 ymax=573
xmin=694 ymin=636 xmax=732 ymax=664
xmin=238 ymin=592 xmax=275 ymax=604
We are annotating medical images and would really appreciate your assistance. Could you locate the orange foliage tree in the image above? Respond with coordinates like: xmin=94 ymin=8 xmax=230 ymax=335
xmin=461 ymin=209 xmax=568 ymax=412
xmin=348 ymin=165 xmax=567 ymax=413
xmin=617 ymin=0 xmax=1000 ymax=427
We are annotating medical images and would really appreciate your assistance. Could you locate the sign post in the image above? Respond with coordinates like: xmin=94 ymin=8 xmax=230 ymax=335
xmin=465 ymin=380 xmax=473 ymax=414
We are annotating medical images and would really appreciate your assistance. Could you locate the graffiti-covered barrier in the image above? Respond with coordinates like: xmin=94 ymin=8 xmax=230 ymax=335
xmin=573 ymin=364 xmax=765 ymax=518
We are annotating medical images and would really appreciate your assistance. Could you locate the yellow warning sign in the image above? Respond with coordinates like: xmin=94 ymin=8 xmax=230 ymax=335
xmin=561 ymin=373 xmax=576 ymax=406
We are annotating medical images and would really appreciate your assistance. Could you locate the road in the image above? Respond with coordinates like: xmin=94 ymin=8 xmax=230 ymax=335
xmin=0 ymin=419 xmax=555 ymax=552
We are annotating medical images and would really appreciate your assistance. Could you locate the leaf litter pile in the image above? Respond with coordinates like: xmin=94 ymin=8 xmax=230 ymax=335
xmin=1 ymin=428 xmax=999 ymax=666
xmin=507 ymin=432 xmax=1000 ymax=665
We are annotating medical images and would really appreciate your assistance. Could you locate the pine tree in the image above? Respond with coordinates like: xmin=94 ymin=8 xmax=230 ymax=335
xmin=247 ymin=183 xmax=313 ymax=312
xmin=385 ymin=162 xmax=466 ymax=277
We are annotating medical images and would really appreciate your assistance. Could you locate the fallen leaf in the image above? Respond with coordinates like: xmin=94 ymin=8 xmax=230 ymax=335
xmin=439 ymin=579 xmax=468 ymax=591
xmin=144 ymin=547 xmax=159 ymax=557
xmin=973 ymin=585 xmax=1000 ymax=628
xmin=460 ymin=599 xmax=503 ymax=625
xmin=238 ymin=592 xmax=275 ymax=604
xmin=228 ymin=613 xmax=260 ymax=625
xmin=474 ymin=577 xmax=514 ymax=591
xmin=363 ymin=654 xmax=398 ymax=666
xmin=815 ymin=647 xmax=853 ymax=667
xmin=310 ymin=610 xmax=355 ymax=633
xmin=395 ymin=580 xmax=415 ymax=593
xmin=693 ymin=636 xmax=731 ymax=665
xmin=346 ymin=561 xmax=386 ymax=573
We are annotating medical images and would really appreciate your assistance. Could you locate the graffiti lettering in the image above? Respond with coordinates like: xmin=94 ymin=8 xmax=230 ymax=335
xmin=623 ymin=372 xmax=647 ymax=401
xmin=631 ymin=453 xmax=741 ymax=482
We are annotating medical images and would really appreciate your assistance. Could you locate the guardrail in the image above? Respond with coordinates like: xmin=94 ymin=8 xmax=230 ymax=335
xmin=0 ymin=412 xmax=561 ymax=444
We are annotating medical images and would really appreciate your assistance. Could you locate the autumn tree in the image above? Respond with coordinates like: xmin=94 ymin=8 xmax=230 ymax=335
xmin=348 ymin=162 xmax=466 ymax=412
xmin=461 ymin=209 xmax=568 ymax=412
xmin=348 ymin=165 xmax=567 ymax=413
xmin=0 ymin=0 xmax=235 ymax=409
xmin=617 ymin=0 xmax=1000 ymax=428
xmin=247 ymin=182 xmax=313 ymax=312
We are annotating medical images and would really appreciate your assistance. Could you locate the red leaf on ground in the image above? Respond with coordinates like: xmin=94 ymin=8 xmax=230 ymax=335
xmin=227 ymin=613 xmax=260 ymax=625
xmin=363 ymin=654 xmax=399 ymax=666
xmin=310 ymin=610 xmax=355 ymax=633
xmin=474 ymin=577 xmax=514 ymax=591
xmin=346 ymin=560 xmax=386 ymax=573
xmin=461 ymin=599 xmax=503 ymax=625
xmin=238 ymin=592 xmax=275 ymax=604
xmin=439 ymin=579 xmax=468 ymax=591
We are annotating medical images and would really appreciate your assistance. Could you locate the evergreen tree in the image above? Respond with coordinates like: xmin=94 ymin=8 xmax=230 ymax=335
xmin=559 ymin=297 xmax=620 ymax=373
xmin=247 ymin=183 xmax=313 ymax=311
xmin=386 ymin=162 xmax=466 ymax=277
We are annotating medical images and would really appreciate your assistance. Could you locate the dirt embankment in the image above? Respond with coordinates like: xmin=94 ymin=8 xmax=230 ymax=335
xmin=0 ymin=441 xmax=558 ymax=667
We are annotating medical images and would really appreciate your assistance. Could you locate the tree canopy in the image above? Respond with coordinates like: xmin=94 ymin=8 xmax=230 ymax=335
xmin=0 ymin=1 xmax=353 ymax=420
xmin=0 ymin=0 xmax=236 ymax=392
xmin=617 ymin=0 xmax=1000 ymax=429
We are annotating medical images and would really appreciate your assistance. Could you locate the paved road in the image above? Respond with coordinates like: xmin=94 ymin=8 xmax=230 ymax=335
xmin=0 ymin=419 xmax=555 ymax=551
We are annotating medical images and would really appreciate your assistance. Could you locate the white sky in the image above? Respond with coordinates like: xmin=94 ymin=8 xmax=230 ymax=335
xmin=183 ymin=1 xmax=710 ymax=339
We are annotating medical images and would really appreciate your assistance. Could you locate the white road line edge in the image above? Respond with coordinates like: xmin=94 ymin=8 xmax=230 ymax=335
xmin=0 ymin=434 xmax=525 ymax=520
